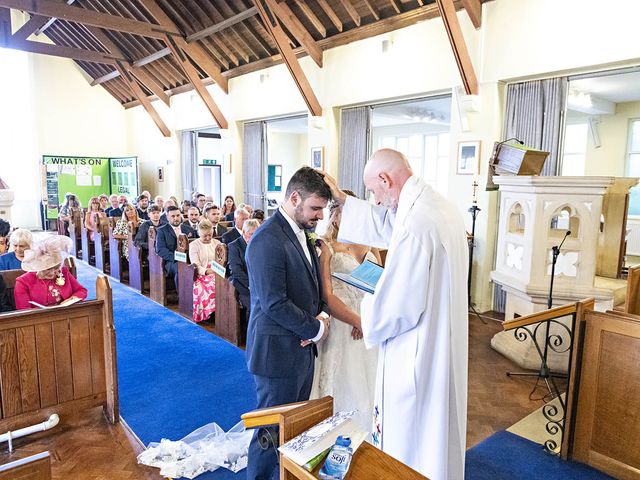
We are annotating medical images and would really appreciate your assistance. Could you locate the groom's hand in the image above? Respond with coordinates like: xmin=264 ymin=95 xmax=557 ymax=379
xmin=299 ymin=315 xmax=330 ymax=347
xmin=319 ymin=172 xmax=347 ymax=206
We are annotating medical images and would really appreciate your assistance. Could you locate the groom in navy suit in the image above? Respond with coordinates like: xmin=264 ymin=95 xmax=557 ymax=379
xmin=245 ymin=167 xmax=332 ymax=480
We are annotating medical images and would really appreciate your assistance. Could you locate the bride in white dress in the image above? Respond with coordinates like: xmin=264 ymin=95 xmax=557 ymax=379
xmin=311 ymin=192 xmax=381 ymax=433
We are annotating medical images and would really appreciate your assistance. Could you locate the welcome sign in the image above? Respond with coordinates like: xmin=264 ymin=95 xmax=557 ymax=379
xmin=110 ymin=157 xmax=139 ymax=199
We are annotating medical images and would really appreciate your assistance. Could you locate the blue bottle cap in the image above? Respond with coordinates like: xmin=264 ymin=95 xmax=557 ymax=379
xmin=336 ymin=436 xmax=351 ymax=447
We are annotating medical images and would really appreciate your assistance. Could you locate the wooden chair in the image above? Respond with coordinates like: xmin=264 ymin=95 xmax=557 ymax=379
xmin=213 ymin=242 xmax=246 ymax=346
xmin=0 ymin=276 xmax=118 ymax=431
xmin=94 ymin=217 xmax=111 ymax=274
xmin=177 ymin=234 xmax=196 ymax=320
xmin=0 ymin=451 xmax=51 ymax=480
xmin=242 ymin=397 xmax=427 ymax=480
xmin=148 ymin=227 xmax=167 ymax=306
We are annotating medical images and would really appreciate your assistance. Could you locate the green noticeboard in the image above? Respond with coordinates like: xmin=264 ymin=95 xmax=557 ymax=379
xmin=42 ymin=155 xmax=139 ymax=219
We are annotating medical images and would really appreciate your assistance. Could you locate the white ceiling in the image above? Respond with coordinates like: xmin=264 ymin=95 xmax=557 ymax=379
xmin=570 ymin=71 xmax=640 ymax=103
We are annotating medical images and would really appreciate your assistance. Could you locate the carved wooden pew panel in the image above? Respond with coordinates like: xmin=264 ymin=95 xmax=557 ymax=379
xmin=0 ymin=275 xmax=118 ymax=431
xmin=213 ymin=242 xmax=245 ymax=346
xmin=128 ymin=226 xmax=147 ymax=294
xmin=108 ymin=223 xmax=129 ymax=284
xmin=67 ymin=209 xmax=83 ymax=259
xmin=148 ymin=227 xmax=166 ymax=306
xmin=177 ymin=234 xmax=196 ymax=320
xmin=94 ymin=218 xmax=111 ymax=274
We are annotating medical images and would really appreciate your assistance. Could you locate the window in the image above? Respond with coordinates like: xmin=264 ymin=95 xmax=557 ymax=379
xmin=378 ymin=132 xmax=449 ymax=189
xmin=561 ymin=123 xmax=588 ymax=176
xmin=626 ymin=119 xmax=640 ymax=215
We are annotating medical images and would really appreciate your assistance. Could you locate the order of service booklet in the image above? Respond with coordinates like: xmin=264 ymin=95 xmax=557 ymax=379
xmin=278 ymin=410 xmax=360 ymax=467
xmin=331 ymin=259 xmax=383 ymax=294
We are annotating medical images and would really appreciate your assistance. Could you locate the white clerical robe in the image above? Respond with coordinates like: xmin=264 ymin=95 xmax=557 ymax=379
xmin=338 ymin=176 xmax=468 ymax=480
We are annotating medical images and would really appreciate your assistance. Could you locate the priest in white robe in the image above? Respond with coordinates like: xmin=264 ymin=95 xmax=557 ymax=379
xmin=323 ymin=149 xmax=469 ymax=480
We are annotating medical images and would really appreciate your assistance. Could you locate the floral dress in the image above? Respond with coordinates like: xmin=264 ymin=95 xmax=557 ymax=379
xmin=190 ymin=240 xmax=217 ymax=322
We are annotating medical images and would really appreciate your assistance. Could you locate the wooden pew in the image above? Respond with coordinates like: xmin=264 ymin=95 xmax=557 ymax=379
xmin=67 ymin=209 xmax=83 ymax=259
xmin=148 ymin=227 xmax=166 ymax=306
xmin=177 ymin=234 xmax=196 ymax=320
xmin=213 ymin=242 xmax=246 ymax=346
xmin=127 ymin=225 xmax=147 ymax=294
xmin=624 ymin=264 xmax=640 ymax=314
xmin=80 ymin=216 xmax=98 ymax=266
xmin=0 ymin=275 xmax=118 ymax=432
xmin=94 ymin=217 xmax=111 ymax=274
xmin=108 ymin=222 xmax=129 ymax=284
xmin=0 ymin=451 xmax=51 ymax=480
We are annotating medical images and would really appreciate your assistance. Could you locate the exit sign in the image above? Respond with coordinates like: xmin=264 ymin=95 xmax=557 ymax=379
xmin=201 ymin=159 xmax=217 ymax=166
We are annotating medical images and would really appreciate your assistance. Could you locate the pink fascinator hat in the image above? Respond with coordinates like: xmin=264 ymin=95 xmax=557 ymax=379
xmin=21 ymin=235 xmax=73 ymax=272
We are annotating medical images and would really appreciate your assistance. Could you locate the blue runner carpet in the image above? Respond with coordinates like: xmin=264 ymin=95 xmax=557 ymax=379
xmin=465 ymin=430 xmax=614 ymax=479
xmin=77 ymin=262 xmax=257 ymax=480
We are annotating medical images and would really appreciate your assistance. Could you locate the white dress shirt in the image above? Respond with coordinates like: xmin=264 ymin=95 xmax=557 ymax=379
xmin=279 ymin=206 xmax=326 ymax=342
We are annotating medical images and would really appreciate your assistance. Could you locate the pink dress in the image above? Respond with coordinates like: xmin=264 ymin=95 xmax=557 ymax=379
xmin=189 ymin=240 xmax=216 ymax=322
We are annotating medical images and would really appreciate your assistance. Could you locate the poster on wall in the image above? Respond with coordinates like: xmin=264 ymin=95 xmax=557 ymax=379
xmin=42 ymin=156 xmax=110 ymax=219
xmin=109 ymin=156 xmax=139 ymax=200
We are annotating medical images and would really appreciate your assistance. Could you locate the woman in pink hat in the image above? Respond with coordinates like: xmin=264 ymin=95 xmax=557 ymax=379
xmin=14 ymin=236 xmax=87 ymax=310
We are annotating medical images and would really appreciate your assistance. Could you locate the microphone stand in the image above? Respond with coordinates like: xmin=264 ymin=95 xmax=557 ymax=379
xmin=507 ymin=230 xmax=571 ymax=400
xmin=467 ymin=181 xmax=486 ymax=324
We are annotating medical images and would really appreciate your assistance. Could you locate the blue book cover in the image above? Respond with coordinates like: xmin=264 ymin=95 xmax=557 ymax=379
xmin=331 ymin=259 xmax=383 ymax=294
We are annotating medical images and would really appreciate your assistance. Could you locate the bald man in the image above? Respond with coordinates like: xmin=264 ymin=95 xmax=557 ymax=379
xmin=323 ymin=149 xmax=468 ymax=480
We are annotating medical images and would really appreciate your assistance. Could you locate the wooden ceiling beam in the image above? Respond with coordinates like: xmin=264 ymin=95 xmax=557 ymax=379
xmin=293 ymin=0 xmax=326 ymax=38
xmin=461 ymin=0 xmax=481 ymax=29
xmin=435 ymin=0 xmax=478 ymax=94
xmin=388 ymin=0 xmax=402 ymax=14
xmin=12 ymin=0 xmax=76 ymax=41
xmin=164 ymin=34 xmax=228 ymax=128
xmin=129 ymin=66 xmax=170 ymax=106
xmin=253 ymin=0 xmax=321 ymax=116
xmin=337 ymin=0 xmax=361 ymax=27
xmin=0 ymin=35 xmax=123 ymax=63
xmin=201 ymin=2 xmax=249 ymax=64
xmin=186 ymin=6 xmax=257 ymax=42
xmin=0 ymin=0 xmax=180 ymax=39
xmin=116 ymin=61 xmax=171 ymax=136
xmin=317 ymin=0 xmax=342 ymax=32
xmin=269 ymin=0 xmax=322 ymax=67
xmin=360 ymin=0 xmax=380 ymax=21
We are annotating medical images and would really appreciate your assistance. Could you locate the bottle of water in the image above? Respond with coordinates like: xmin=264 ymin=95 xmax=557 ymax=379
xmin=319 ymin=435 xmax=353 ymax=479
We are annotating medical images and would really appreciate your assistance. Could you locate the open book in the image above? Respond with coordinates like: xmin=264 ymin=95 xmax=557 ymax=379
xmin=29 ymin=296 xmax=82 ymax=309
xmin=278 ymin=410 xmax=366 ymax=467
xmin=332 ymin=259 xmax=383 ymax=294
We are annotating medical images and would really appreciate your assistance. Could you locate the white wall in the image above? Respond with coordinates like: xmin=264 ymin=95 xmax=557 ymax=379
xmin=266 ymin=131 xmax=308 ymax=203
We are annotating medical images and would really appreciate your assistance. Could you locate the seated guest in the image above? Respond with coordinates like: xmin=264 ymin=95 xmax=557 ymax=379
xmin=189 ymin=220 xmax=217 ymax=323
xmin=0 ymin=228 xmax=32 ymax=270
xmin=221 ymin=195 xmax=236 ymax=222
xmin=227 ymin=219 xmax=259 ymax=311
xmin=154 ymin=195 xmax=164 ymax=210
xmin=105 ymin=194 xmax=122 ymax=217
xmin=98 ymin=194 xmax=109 ymax=211
xmin=252 ymin=209 xmax=265 ymax=223
xmin=0 ymin=218 xmax=10 ymax=254
xmin=14 ymin=236 xmax=87 ymax=310
xmin=112 ymin=203 xmax=141 ymax=260
xmin=136 ymin=194 xmax=150 ymax=220
xmin=181 ymin=199 xmax=192 ymax=216
xmin=221 ymin=207 xmax=249 ymax=244
xmin=84 ymin=197 xmax=106 ymax=241
xmin=59 ymin=193 xmax=81 ymax=233
xmin=134 ymin=205 xmax=162 ymax=256
xmin=184 ymin=207 xmax=201 ymax=235
xmin=244 ymin=204 xmax=254 ymax=217
xmin=195 ymin=193 xmax=206 ymax=214
xmin=159 ymin=199 xmax=176 ymax=225
xmin=156 ymin=206 xmax=196 ymax=288
xmin=204 ymin=204 xmax=227 ymax=237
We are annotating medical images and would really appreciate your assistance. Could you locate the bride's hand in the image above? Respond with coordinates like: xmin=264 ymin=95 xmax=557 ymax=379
xmin=351 ymin=327 xmax=363 ymax=340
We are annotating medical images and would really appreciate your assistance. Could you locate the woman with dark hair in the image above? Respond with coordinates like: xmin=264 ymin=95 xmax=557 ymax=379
xmin=221 ymin=195 xmax=236 ymax=222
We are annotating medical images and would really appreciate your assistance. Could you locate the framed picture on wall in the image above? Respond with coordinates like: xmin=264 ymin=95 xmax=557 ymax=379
xmin=157 ymin=166 xmax=164 ymax=182
xmin=457 ymin=141 xmax=481 ymax=175
xmin=311 ymin=146 xmax=324 ymax=170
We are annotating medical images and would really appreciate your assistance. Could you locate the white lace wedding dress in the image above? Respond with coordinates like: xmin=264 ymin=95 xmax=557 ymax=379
xmin=311 ymin=245 xmax=378 ymax=434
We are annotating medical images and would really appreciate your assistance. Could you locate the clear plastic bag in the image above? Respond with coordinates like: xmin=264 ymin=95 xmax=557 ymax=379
xmin=137 ymin=420 xmax=253 ymax=479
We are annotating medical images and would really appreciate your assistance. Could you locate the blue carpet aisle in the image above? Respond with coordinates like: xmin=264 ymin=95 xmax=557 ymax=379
xmin=465 ymin=430 xmax=614 ymax=480
xmin=77 ymin=262 xmax=256 ymax=479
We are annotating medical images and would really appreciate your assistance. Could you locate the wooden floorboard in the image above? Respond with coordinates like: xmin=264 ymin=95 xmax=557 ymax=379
xmin=0 ymin=312 xmax=559 ymax=476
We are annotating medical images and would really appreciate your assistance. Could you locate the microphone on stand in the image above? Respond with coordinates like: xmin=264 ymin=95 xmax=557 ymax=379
xmin=548 ymin=230 xmax=572 ymax=309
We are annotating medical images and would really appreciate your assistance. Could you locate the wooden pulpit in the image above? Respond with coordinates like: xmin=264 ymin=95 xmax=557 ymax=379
xmin=241 ymin=396 xmax=428 ymax=480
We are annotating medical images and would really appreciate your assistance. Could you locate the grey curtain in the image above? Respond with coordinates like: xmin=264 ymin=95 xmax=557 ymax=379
xmin=243 ymin=121 xmax=266 ymax=211
xmin=504 ymin=77 xmax=567 ymax=176
xmin=338 ymin=106 xmax=371 ymax=199
xmin=180 ymin=130 xmax=197 ymax=201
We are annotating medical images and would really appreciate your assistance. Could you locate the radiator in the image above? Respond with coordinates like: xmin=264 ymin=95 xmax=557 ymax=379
xmin=627 ymin=216 xmax=640 ymax=256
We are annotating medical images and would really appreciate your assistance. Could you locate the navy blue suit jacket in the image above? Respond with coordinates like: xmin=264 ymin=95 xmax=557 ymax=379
xmin=221 ymin=227 xmax=240 ymax=245
xmin=227 ymin=236 xmax=250 ymax=309
xmin=155 ymin=223 xmax=196 ymax=264
xmin=245 ymin=210 xmax=326 ymax=378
